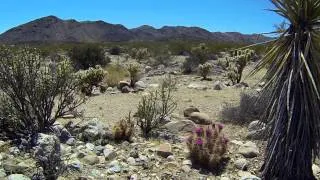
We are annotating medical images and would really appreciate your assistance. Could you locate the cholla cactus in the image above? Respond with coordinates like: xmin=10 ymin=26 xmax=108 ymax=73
xmin=130 ymin=48 xmax=151 ymax=63
xmin=126 ymin=62 xmax=141 ymax=87
xmin=198 ymin=62 xmax=213 ymax=80
xmin=77 ymin=65 xmax=107 ymax=95
xmin=186 ymin=123 xmax=228 ymax=171
xmin=113 ymin=112 xmax=135 ymax=142
xmin=225 ymin=49 xmax=254 ymax=84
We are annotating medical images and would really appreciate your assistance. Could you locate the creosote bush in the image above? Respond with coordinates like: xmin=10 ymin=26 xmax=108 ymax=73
xmin=130 ymin=48 xmax=151 ymax=63
xmin=135 ymin=75 xmax=177 ymax=138
xmin=113 ymin=112 xmax=135 ymax=142
xmin=77 ymin=65 xmax=107 ymax=95
xmin=182 ymin=43 xmax=210 ymax=74
xmin=198 ymin=62 xmax=213 ymax=80
xmin=69 ymin=44 xmax=110 ymax=70
xmin=0 ymin=46 xmax=84 ymax=140
xmin=186 ymin=124 xmax=228 ymax=172
xmin=126 ymin=62 xmax=141 ymax=87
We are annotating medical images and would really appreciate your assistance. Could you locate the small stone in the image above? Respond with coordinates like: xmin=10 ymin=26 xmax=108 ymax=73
xmin=183 ymin=106 xmax=200 ymax=117
xmin=181 ymin=165 xmax=191 ymax=173
xmin=235 ymin=158 xmax=249 ymax=170
xmin=9 ymin=147 xmax=20 ymax=155
xmin=7 ymin=174 xmax=31 ymax=180
xmin=157 ymin=143 xmax=173 ymax=158
xmin=85 ymin=143 xmax=95 ymax=151
xmin=182 ymin=160 xmax=192 ymax=166
xmin=65 ymin=138 xmax=76 ymax=146
xmin=238 ymin=141 xmax=259 ymax=158
xmin=188 ymin=112 xmax=211 ymax=124
xmin=130 ymin=149 xmax=139 ymax=158
xmin=127 ymin=157 xmax=136 ymax=165
xmin=213 ymin=81 xmax=226 ymax=90
xmin=130 ymin=174 xmax=138 ymax=180
xmin=167 ymin=155 xmax=175 ymax=161
xmin=0 ymin=168 xmax=6 ymax=178
xmin=313 ymin=164 xmax=320 ymax=176
xmin=82 ymin=154 xmax=99 ymax=165
xmin=103 ymin=148 xmax=117 ymax=160
xmin=248 ymin=120 xmax=266 ymax=131
xmin=68 ymin=158 xmax=81 ymax=171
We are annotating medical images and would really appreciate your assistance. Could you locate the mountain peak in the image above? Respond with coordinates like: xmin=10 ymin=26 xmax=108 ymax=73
xmin=0 ymin=16 xmax=271 ymax=44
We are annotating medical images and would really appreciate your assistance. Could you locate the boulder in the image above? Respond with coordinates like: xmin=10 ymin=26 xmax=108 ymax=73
xmin=164 ymin=120 xmax=196 ymax=134
xmin=183 ymin=106 xmax=200 ymax=117
xmin=134 ymin=81 xmax=147 ymax=91
xmin=188 ymin=112 xmax=211 ymax=124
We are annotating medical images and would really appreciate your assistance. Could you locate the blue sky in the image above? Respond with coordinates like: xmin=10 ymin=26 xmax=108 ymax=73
xmin=0 ymin=0 xmax=283 ymax=34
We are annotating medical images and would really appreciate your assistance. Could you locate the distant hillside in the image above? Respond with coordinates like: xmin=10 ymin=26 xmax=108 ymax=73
xmin=0 ymin=16 xmax=271 ymax=44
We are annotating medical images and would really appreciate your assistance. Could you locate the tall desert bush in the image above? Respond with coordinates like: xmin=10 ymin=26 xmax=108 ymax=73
xmin=0 ymin=46 xmax=84 ymax=140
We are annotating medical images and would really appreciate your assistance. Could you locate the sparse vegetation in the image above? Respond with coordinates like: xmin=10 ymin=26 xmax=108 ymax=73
xmin=113 ymin=112 xmax=135 ymax=142
xmin=135 ymin=75 xmax=177 ymax=138
xmin=130 ymin=48 xmax=151 ymax=63
xmin=105 ymin=64 xmax=129 ymax=88
xmin=77 ymin=65 xmax=107 ymax=95
xmin=126 ymin=62 xmax=141 ymax=87
xmin=0 ymin=46 xmax=84 ymax=140
xmin=198 ymin=62 xmax=213 ymax=80
xmin=69 ymin=44 xmax=110 ymax=70
xmin=186 ymin=124 xmax=228 ymax=172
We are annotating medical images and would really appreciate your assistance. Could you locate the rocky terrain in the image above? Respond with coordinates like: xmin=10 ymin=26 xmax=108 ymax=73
xmin=1 ymin=54 xmax=319 ymax=180
xmin=0 ymin=16 xmax=271 ymax=44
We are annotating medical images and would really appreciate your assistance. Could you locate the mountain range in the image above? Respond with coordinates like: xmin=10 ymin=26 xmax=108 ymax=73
xmin=0 ymin=16 xmax=270 ymax=44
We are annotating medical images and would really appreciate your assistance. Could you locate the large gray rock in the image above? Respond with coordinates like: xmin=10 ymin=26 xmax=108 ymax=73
xmin=188 ymin=112 xmax=211 ymax=125
xmin=7 ymin=174 xmax=31 ymax=180
xmin=121 ymin=86 xmax=133 ymax=93
xmin=134 ymin=81 xmax=147 ymax=91
xmin=183 ymin=106 xmax=200 ymax=117
xmin=238 ymin=141 xmax=259 ymax=158
xmin=78 ymin=118 xmax=112 ymax=142
xmin=164 ymin=120 xmax=196 ymax=134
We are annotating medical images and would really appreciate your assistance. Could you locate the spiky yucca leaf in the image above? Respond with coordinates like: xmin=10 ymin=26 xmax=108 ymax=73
xmin=252 ymin=0 xmax=320 ymax=179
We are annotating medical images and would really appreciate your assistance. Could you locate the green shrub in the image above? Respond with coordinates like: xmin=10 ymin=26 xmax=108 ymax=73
xmin=191 ymin=43 xmax=209 ymax=64
xmin=109 ymin=46 xmax=121 ymax=55
xmin=77 ymin=65 xmax=107 ymax=95
xmin=69 ymin=44 xmax=110 ymax=70
xmin=105 ymin=64 xmax=129 ymax=88
xmin=126 ymin=62 xmax=141 ymax=87
xmin=135 ymin=75 xmax=177 ymax=138
xmin=130 ymin=48 xmax=151 ymax=63
xmin=198 ymin=62 xmax=213 ymax=80
xmin=186 ymin=124 xmax=228 ymax=172
xmin=0 ymin=46 xmax=84 ymax=140
xmin=182 ymin=56 xmax=199 ymax=74
xmin=113 ymin=112 xmax=135 ymax=142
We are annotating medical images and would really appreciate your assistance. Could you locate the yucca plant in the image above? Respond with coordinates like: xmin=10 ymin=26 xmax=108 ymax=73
xmin=251 ymin=0 xmax=320 ymax=179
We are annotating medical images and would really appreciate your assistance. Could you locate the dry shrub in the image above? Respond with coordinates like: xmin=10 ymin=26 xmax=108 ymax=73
xmin=105 ymin=64 xmax=129 ymax=87
xmin=113 ymin=112 xmax=135 ymax=142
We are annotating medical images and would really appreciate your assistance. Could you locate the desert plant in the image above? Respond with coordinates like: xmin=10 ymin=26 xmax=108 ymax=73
xmin=250 ymin=1 xmax=320 ymax=179
xmin=186 ymin=124 xmax=228 ymax=172
xmin=135 ymin=75 xmax=177 ymax=138
xmin=77 ymin=65 xmax=107 ymax=95
xmin=182 ymin=56 xmax=199 ymax=74
xmin=191 ymin=43 xmax=209 ymax=64
xmin=69 ymin=44 xmax=110 ymax=70
xmin=198 ymin=62 xmax=213 ymax=80
xmin=105 ymin=64 xmax=129 ymax=88
xmin=0 ymin=46 xmax=84 ymax=140
xmin=113 ymin=112 xmax=135 ymax=142
xmin=109 ymin=46 xmax=121 ymax=55
xmin=226 ymin=49 xmax=254 ymax=84
xmin=126 ymin=62 xmax=141 ymax=87
xmin=130 ymin=48 xmax=151 ymax=63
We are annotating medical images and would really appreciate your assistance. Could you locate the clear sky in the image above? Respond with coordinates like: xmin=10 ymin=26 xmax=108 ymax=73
xmin=0 ymin=0 xmax=283 ymax=34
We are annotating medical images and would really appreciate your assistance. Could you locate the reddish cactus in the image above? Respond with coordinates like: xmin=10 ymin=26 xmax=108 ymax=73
xmin=186 ymin=123 xmax=228 ymax=171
